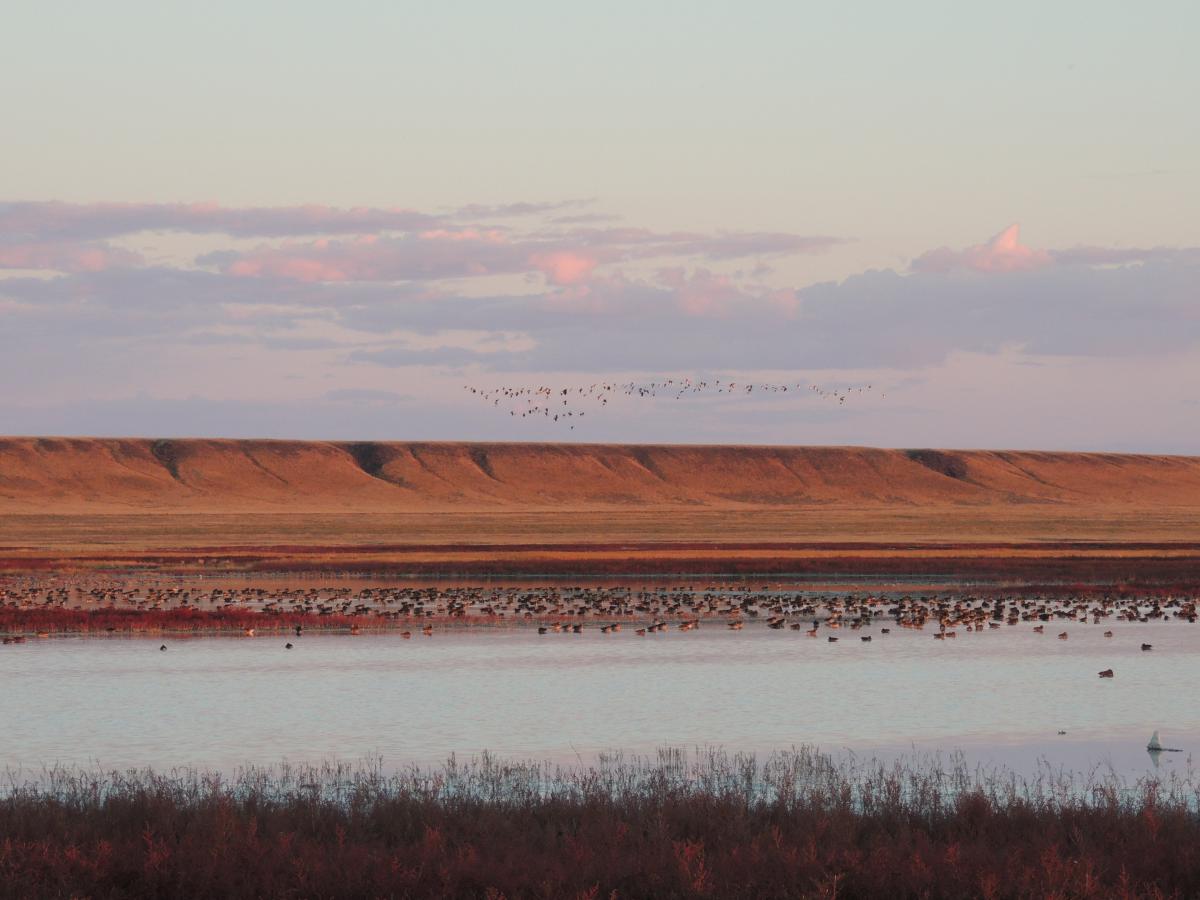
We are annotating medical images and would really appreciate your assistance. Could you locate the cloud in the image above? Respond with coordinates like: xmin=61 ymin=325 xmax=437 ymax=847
xmin=0 ymin=240 xmax=142 ymax=272
xmin=0 ymin=201 xmax=440 ymax=241
xmin=210 ymin=226 xmax=842 ymax=284
xmin=912 ymin=224 xmax=1053 ymax=273
xmin=4 ymin=203 xmax=1200 ymax=453
xmin=530 ymin=251 xmax=598 ymax=285
xmin=452 ymin=199 xmax=592 ymax=219
xmin=912 ymin=224 xmax=1200 ymax=275
xmin=1050 ymin=245 xmax=1200 ymax=266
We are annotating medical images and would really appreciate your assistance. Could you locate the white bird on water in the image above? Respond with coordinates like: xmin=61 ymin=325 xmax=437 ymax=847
xmin=1147 ymin=730 xmax=1182 ymax=752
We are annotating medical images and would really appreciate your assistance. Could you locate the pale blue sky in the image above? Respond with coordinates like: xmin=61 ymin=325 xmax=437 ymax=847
xmin=1 ymin=2 xmax=1198 ymax=448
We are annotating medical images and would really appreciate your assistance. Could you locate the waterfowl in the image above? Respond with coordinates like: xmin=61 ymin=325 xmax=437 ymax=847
xmin=1098 ymin=668 xmax=1114 ymax=678
xmin=285 ymin=642 xmax=293 ymax=649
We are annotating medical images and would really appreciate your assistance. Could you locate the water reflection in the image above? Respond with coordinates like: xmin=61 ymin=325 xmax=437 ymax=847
xmin=2 ymin=616 xmax=1197 ymax=780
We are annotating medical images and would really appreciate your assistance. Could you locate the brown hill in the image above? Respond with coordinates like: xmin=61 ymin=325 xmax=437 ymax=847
xmin=2 ymin=437 xmax=1199 ymax=514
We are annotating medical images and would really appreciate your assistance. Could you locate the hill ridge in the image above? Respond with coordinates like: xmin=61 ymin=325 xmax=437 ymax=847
xmin=2 ymin=437 xmax=1199 ymax=514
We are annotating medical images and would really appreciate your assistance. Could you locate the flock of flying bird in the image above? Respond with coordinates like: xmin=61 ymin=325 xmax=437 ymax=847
xmin=464 ymin=378 xmax=884 ymax=429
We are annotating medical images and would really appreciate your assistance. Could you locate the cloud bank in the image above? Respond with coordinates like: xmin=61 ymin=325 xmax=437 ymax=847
xmin=2 ymin=203 xmax=1198 ymax=449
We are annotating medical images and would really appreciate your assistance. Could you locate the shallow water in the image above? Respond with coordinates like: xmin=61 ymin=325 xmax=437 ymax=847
xmin=2 ymin=618 xmax=1197 ymax=780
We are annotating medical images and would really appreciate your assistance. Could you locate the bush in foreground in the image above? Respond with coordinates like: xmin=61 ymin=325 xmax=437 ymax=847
xmin=1 ymin=748 xmax=1198 ymax=898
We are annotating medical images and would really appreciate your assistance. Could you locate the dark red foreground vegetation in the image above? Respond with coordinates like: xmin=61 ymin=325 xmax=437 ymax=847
xmin=1 ymin=751 xmax=1198 ymax=899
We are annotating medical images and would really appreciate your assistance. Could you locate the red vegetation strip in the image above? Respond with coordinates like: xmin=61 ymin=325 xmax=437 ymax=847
xmin=1 ymin=755 xmax=1197 ymax=899
xmin=0 ymin=607 xmax=393 ymax=635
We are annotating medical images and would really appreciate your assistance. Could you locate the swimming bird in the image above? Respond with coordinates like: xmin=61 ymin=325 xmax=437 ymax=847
xmin=1142 ymin=643 xmax=1153 ymax=651
xmin=285 ymin=642 xmax=293 ymax=649
xmin=1147 ymin=731 xmax=1182 ymax=752
xmin=1098 ymin=668 xmax=1114 ymax=678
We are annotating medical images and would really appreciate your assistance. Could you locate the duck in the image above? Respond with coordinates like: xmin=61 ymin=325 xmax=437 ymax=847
xmin=1098 ymin=668 xmax=1114 ymax=678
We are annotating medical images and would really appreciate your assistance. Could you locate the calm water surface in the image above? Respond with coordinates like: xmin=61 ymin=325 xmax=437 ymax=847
xmin=2 ymin=618 xmax=1197 ymax=780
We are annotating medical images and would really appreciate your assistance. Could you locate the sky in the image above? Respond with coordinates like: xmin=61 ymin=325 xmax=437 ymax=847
xmin=1 ymin=1 xmax=1198 ymax=450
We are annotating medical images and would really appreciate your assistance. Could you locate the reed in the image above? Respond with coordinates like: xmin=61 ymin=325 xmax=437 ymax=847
xmin=2 ymin=748 xmax=1198 ymax=898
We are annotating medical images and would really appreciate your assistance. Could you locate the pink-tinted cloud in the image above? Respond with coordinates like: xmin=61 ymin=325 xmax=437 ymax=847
xmin=530 ymin=251 xmax=598 ymax=285
xmin=0 ymin=241 xmax=142 ymax=272
xmin=912 ymin=224 xmax=1053 ymax=274
xmin=211 ymin=224 xmax=843 ymax=284
xmin=216 ymin=232 xmax=531 ymax=282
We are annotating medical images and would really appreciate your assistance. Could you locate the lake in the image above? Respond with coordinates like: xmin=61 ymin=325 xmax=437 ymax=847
xmin=2 ymin=609 xmax=1197 ymax=782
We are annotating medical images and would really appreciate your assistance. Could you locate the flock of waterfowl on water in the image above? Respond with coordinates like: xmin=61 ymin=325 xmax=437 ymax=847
xmin=2 ymin=581 xmax=1195 ymax=669
xmin=464 ymin=377 xmax=883 ymax=428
